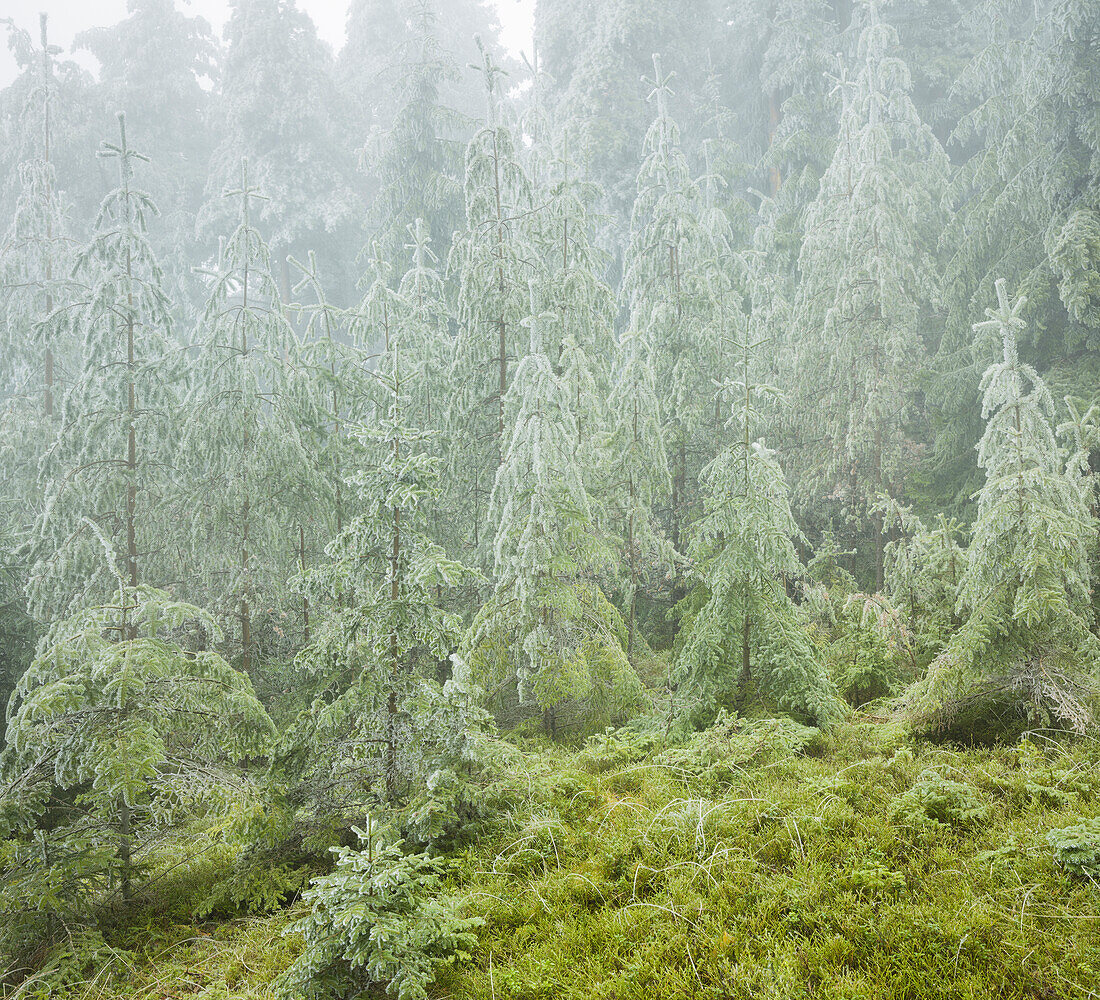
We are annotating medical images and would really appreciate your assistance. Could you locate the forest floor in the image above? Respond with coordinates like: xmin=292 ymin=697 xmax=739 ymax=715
xmin=17 ymin=715 xmax=1100 ymax=1000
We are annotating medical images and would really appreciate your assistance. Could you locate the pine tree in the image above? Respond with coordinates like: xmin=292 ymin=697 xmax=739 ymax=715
xmin=28 ymin=114 xmax=177 ymax=622
xmin=465 ymin=285 xmax=643 ymax=736
xmin=0 ymin=586 xmax=272 ymax=919
xmin=790 ymin=7 xmax=949 ymax=589
xmin=915 ymin=280 xmax=1100 ymax=736
xmin=675 ymin=328 xmax=840 ymax=728
xmin=182 ymin=160 xmax=311 ymax=673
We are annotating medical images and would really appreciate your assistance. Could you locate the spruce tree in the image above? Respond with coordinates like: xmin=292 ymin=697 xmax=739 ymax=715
xmin=675 ymin=329 xmax=840 ymax=728
xmin=604 ymin=330 xmax=673 ymax=663
xmin=915 ymin=281 xmax=1100 ymax=736
xmin=283 ymin=294 xmax=482 ymax=838
xmin=28 ymin=114 xmax=177 ymax=622
xmin=0 ymin=586 xmax=272 ymax=918
xmin=182 ymin=161 xmax=311 ymax=673
xmin=465 ymin=285 xmax=643 ymax=736
xmin=623 ymin=54 xmax=737 ymax=555
xmin=448 ymin=43 xmax=536 ymax=557
xmin=204 ymin=0 xmax=357 ymax=299
xmin=75 ymin=0 xmax=218 ymax=314
xmin=931 ymin=0 xmax=1100 ymax=502
xmin=790 ymin=7 xmax=949 ymax=589
xmin=0 ymin=14 xmax=72 ymax=413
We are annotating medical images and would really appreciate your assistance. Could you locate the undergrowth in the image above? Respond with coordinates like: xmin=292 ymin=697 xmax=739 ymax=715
xmin=7 ymin=719 xmax=1099 ymax=999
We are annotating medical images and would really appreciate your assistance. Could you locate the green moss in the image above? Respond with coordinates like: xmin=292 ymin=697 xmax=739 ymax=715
xmin=13 ymin=720 xmax=1100 ymax=999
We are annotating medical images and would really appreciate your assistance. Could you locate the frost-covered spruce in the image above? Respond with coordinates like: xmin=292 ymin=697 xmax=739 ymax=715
xmin=448 ymin=40 xmax=537 ymax=560
xmin=284 ymin=298 xmax=483 ymax=836
xmin=622 ymin=54 xmax=737 ymax=553
xmin=535 ymin=142 xmax=615 ymax=463
xmin=914 ymin=281 xmax=1100 ymax=736
xmin=181 ymin=160 xmax=312 ymax=672
xmin=0 ymin=16 xmax=75 ymax=673
xmin=790 ymin=7 xmax=949 ymax=590
xmin=203 ymin=0 xmax=353 ymax=291
xmin=287 ymin=248 xmax=363 ymax=552
xmin=0 ymin=586 xmax=272 ymax=913
xmin=933 ymin=0 xmax=1100 ymax=471
xmin=354 ymin=1 xmax=470 ymax=262
xmin=465 ymin=284 xmax=643 ymax=736
xmin=0 ymin=16 xmax=72 ymax=412
xmin=604 ymin=329 xmax=674 ymax=663
xmin=676 ymin=328 xmax=841 ymax=728
xmin=28 ymin=114 xmax=178 ymax=622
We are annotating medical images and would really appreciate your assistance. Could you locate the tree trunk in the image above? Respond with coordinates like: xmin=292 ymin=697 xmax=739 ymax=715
xmin=118 ymin=797 xmax=132 ymax=902
xmin=299 ymin=522 xmax=310 ymax=645
xmin=125 ymin=247 xmax=138 ymax=602
xmin=736 ymin=612 xmax=752 ymax=711
xmin=768 ymin=89 xmax=782 ymax=195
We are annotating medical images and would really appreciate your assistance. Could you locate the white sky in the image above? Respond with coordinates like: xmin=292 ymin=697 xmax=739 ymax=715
xmin=0 ymin=0 xmax=535 ymax=86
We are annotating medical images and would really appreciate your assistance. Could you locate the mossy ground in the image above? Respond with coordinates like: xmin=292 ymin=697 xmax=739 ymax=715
xmin=16 ymin=718 xmax=1100 ymax=999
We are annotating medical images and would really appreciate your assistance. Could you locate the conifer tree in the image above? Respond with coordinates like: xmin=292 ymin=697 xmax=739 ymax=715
xmin=287 ymin=249 xmax=366 ymax=573
xmin=790 ymin=7 xmax=949 ymax=589
xmin=396 ymin=219 xmax=453 ymax=442
xmin=347 ymin=0 xmax=489 ymax=260
xmin=0 ymin=586 xmax=272 ymax=919
xmin=28 ymin=114 xmax=177 ymax=622
xmin=675 ymin=328 xmax=840 ymax=728
xmin=930 ymin=0 xmax=1098 ymax=502
xmin=182 ymin=161 xmax=311 ymax=673
xmin=204 ymin=0 xmax=357 ymax=298
xmin=604 ymin=330 xmax=673 ymax=663
xmin=283 ymin=296 xmax=481 ymax=837
xmin=0 ymin=16 xmax=101 ymax=238
xmin=623 ymin=54 xmax=737 ymax=554
xmin=0 ymin=17 xmax=74 ymax=684
xmin=537 ymin=147 xmax=616 ymax=457
xmin=75 ymin=0 xmax=218 ymax=313
xmin=915 ymin=281 xmax=1100 ymax=735
xmin=449 ymin=43 xmax=536 ymax=556
xmin=465 ymin=285 xmax=643 ymax=736
xmin=0 ymin=14 xmax=72 ymax=413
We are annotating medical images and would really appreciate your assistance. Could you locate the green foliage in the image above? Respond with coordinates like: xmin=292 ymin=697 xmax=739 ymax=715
xmin=914 ymin=280 xmax=1100 ymax=737
xmin=1047 ymin=817 xmax=1100 ymax=885
xmin=807 ymin=590 xmax=916 ymax=707
xmin=889 ymin=769 xmax=992 ymax=830
xmin=675 ymin=332 xmax=841 ymax=729
xmin=277 ymin=826 xmax=482 ymax=1000
xmin=0 ymin=586 xmax=273 ymax=958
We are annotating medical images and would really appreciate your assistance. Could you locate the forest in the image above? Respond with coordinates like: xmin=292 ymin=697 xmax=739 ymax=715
xmin=1 ymin=0 xmax=1099 ymax=995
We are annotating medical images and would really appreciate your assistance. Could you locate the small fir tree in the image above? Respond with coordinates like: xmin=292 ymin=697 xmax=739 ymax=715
xmin=28 ymin=114 xmax=177 ymax=622
xmin=465 ymin=285 xmax=643 ymax=735
xmin=675 ymin=330 xmax=841 ymax=728
xmin=915 ymin=280 xmax=1100 ymax=736
xmin=0 ymin=586 xmax=272 ymax=924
